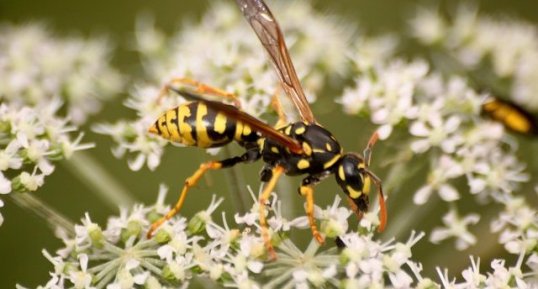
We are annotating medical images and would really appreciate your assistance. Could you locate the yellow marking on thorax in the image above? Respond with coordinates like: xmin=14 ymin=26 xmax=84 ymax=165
xmin=271 ymin=146 xmax=279 ymax=153
xmin=347 ymin=185 xmax=362 ymax=199
xmin=297 ymin=159 xmax=310 ymax=169
xmin=295 ymin=126 xmax=306 ymax=135
xmin=338 ymin=166 xmax=345 ymax=180
xmin=285 ymin=126 xmax=292 ymax=135
xmin=302 ymin=142 xmax=312 ymax=156
xmin=157 ymin=115 xmax=170 ymax=139
xmin=195 ymin=103 xmax=211 ymax=147
xmin=165 ymin=109 xmax=180 ymax=141
xmin=214 ymin=113 xmax=227 ymax=134
xmin=325 ymin=143 xmax=332 ymax=151
xmin=323 ymin=154 xmax=341 ymax=169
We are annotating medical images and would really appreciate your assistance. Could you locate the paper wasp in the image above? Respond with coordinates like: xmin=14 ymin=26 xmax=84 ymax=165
xmin=481 ymin=96 xmax=538 ymax=136
xmin=146 ymin=0 xmax=387 ymax=257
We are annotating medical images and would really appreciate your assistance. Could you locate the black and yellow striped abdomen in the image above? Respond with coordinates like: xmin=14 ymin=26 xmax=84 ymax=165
xmin=149 ymin=102 xmax=259 ymax=148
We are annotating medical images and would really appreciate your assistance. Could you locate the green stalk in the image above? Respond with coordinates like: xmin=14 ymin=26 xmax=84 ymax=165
xmin=10 ymin=193 xmax=75 ymax=236
xmin=63 ymin=151 xmax=136 ymax=208
xmin=222 ymin=146 xmax=248 ymax=215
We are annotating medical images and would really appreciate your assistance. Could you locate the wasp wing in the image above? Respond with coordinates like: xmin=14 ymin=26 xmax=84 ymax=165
xmin=235 ymin=0 xmax=316 ymax=124
xmin=171 ymin=88 xmax=303 ymax=154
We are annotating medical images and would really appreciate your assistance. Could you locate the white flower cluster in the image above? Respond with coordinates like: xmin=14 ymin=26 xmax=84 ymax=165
xmin=0 ymin=100 xmax=92 ymax=193
xmin=31 ymin=185 xmax=434 ymax=289
xmin=437 ymin=254 xmax=537 ymax=289
xmin=0 ymin=100 xmax=94 ymax=226
xmin=0 ymin=23 xmax=118 ymax=225
xmin=410 ymin=5 xmax=538 ymax=111
xmin=96 ymin=0 xmax=353 ymax=171
xmin=30 ymin=186 xmax=538 ymax=288
xmin=0 ymin=23 xmax=124 ymax=124
xmin=340 ymin=47 xmax=529 ymax=250
xmin=491 ymin=194 xmax=538 ymax=256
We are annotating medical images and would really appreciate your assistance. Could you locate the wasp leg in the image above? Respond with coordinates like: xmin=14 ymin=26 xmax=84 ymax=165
xmin=299 ymin=175 xmax=325 ymax=244
xmin=147 ymin=149 xmax=260 ymax=238
xmin=270 ymin=92 xmax=288 ymax=128
xmin=157 ymin=77 xmax=241 ymax=108
xmin=258 ymin=165 xmax=285 ymax=260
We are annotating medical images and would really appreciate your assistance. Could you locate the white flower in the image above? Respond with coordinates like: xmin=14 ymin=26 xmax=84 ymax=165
xmin=0 ymin=140 xmax=22 ymax=171
xmin=412 ymin=4 xmax=538 ymax=111
xmin=0 ymin=23 xmax=123 ymax=124
xmin=268 ymin=197 xmax=309 ymax=232
xmin=410 ymin=7 xmax=446 ymax=45
xmin=0 ymin=172 xmax=11 ymax=194
xmin=19 ymin=170 xmax=45 ymax=192
xmin=0 ymin=100 xmax=92 ymax=197
xmin=235 ymin=187 xmax=262 ymax=226
xmin=315 ymin=195 xmax=352 ymax=238
xmin=466 ymin=149 xmax=528 ymax=197
xmin=430 ymin=208 xmax=480 ymax=250
xmin=460 ymin=256 xmax=486 ymax=288
xmin=409 ymin=114 xmax=462 ymax=153
xmin=69 ymin=254 xmax=94 ymax=289
xmin=413 ymin=155 xmax=463 ymax=205
xmin=490 ymin=196 xmax=538 ymax=255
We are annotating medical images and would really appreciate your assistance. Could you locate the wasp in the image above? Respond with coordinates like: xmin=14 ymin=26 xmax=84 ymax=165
xmin=146 ymin=0 xmax=387 ymax=257
xmin=481 ymin=96 xmax=538 ymax=136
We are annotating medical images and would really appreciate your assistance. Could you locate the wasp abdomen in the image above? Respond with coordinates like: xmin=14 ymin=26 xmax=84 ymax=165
xmin=149 ymin=102 xmax=258 ymax=148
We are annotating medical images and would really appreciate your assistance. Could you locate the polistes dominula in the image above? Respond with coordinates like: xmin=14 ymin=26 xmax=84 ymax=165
xmin=146 ymin=0 xmax=387 ymax=258
xmin=481 ymin=96 xmax=538 ymax=136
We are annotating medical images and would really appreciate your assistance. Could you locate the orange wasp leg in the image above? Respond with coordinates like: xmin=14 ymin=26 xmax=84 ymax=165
xmin=299 ymin=185 xmax=324 ymax=244
xmin=147 ymin=161 xmax=224 ymax=238
xmin=157 ymin=77 xmax=241 ymax=108
xmin=366 ymin=170 xmax=387 ymax=232
xmin=147 ymin=149 xmax=260 ymax=238
xmin=258 ymin=165 xmax=284 ymax=260
xmin=270 ymin=91 xmax=288 ymax=128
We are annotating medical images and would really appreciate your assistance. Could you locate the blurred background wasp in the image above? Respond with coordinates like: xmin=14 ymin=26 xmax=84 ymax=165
xmin=481 ymin=96 xmax=538 ymax=137
xmin=146 ymin=0 xmax=387 ymax=257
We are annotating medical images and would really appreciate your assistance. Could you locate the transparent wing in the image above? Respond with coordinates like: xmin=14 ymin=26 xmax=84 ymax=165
xmin=172 ymin=88 xmax=303 ymax=154
xmin=236 ymin=0 xmax=316 ymax=123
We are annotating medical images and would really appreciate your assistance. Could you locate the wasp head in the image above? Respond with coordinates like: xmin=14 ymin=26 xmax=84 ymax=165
xmin=335 ymin=153 xmax=371 ymax=213
xmin=334 ymin=132 xmax=386 ymax=232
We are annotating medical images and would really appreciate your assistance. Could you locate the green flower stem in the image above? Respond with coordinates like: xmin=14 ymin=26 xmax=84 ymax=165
xmin=222 ymin=146 xmax=248 ymax=215
xmin=63 ymin=151 xmax=136 ymax=208
xmin=9 ymin=192 xmax=75 ymax=236
xmin=381 ymin=152 xmax=431 ymax=238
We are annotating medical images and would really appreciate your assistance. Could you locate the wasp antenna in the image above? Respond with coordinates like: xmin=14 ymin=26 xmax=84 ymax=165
xmin=363 ymin=131 xmax=380 ymax=167
xmin=365 ymin=170 xmax=387 ymax=232
xmin=377 ymin=184 xmax=387 ymax=232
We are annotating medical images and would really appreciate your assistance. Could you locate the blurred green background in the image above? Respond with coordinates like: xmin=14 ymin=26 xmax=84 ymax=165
xmin=1 ymin=0 xmax=538 ymax=287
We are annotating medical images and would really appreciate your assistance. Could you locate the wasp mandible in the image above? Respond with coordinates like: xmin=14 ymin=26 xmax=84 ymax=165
xmin=147 ymin=0 xmax=387 ymax=258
